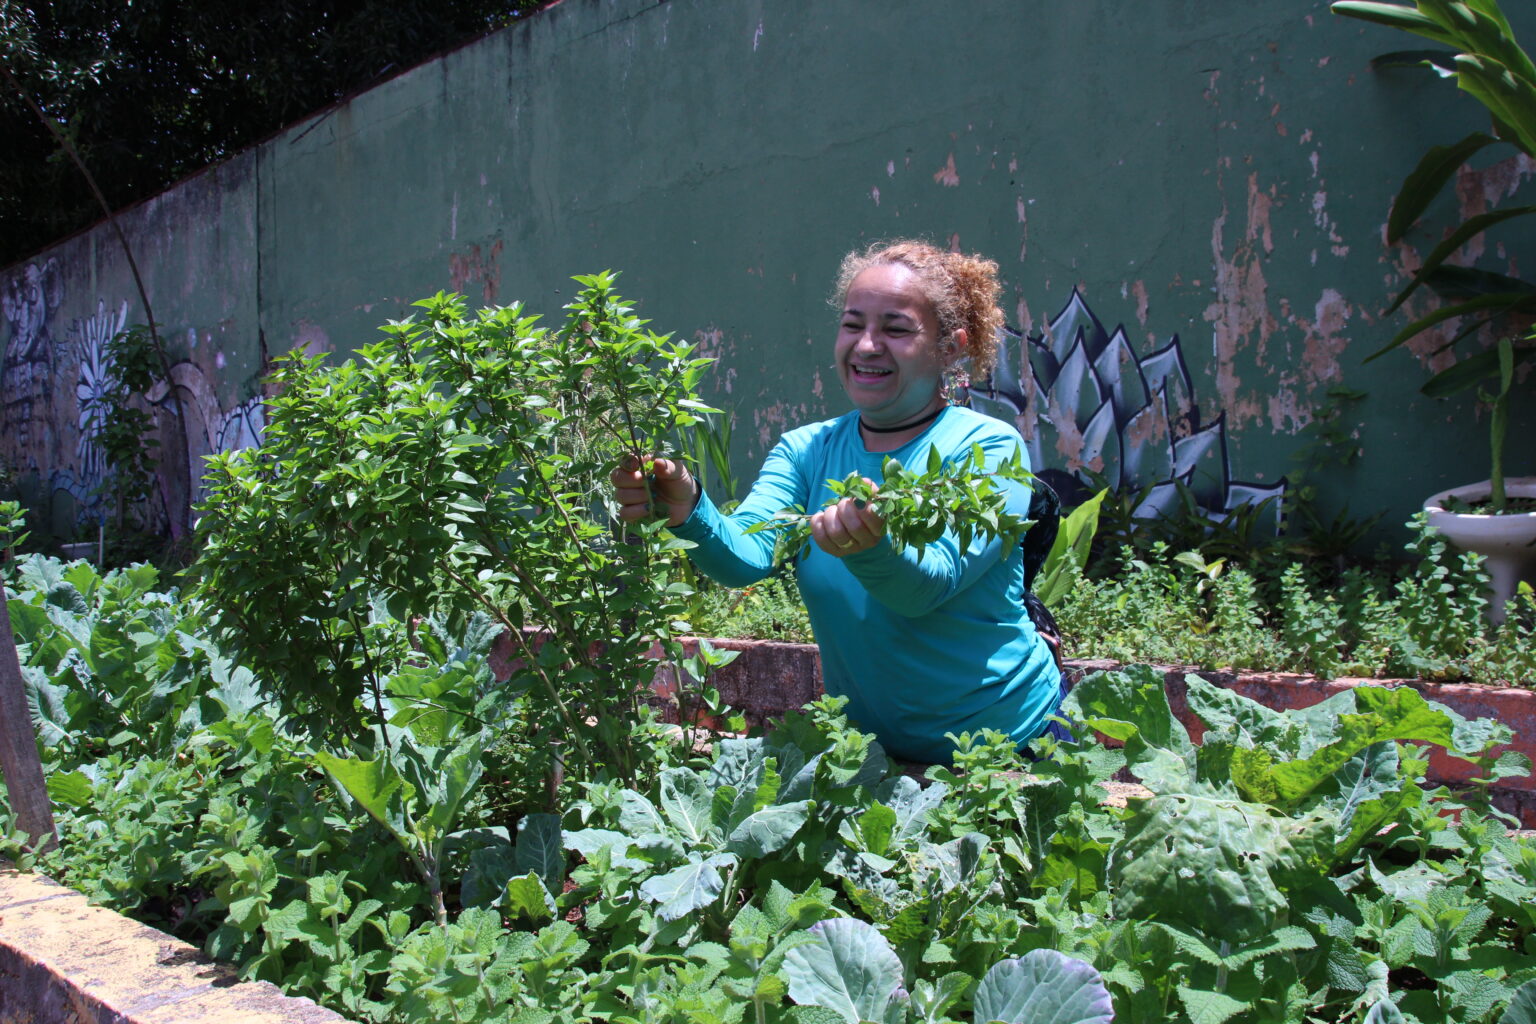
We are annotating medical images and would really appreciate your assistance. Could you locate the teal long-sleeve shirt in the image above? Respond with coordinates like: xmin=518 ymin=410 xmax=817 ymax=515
xmin=672 ymin=406 xmax=1062 ymax=763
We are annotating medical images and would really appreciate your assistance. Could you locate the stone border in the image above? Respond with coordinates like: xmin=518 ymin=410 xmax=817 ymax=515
xmin=652 ymin=638 xmax=1536 ymax=828
xmin=0 ymin=865 xmax=350 ymax=1024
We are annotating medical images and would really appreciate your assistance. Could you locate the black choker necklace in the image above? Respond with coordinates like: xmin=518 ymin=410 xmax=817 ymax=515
xmin=859 ymin=407 xmax=944 ymax=435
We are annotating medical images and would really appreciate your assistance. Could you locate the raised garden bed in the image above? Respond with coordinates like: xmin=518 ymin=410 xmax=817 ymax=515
xmin=0 ymin=865 xmax=348 ymax=1024
xmin=631 ymin=636 xmax=1536 ymax=828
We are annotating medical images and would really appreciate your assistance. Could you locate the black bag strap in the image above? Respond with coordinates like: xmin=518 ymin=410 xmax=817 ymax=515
xmin=1021 ymin=478 xmax=1061 ymax=593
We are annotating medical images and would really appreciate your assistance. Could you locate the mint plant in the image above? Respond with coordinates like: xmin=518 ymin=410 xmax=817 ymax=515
xmin=193 ymin=275 xmax=718 ymax=786
xmin=746 ymin=444 xmax=1035 ymax=564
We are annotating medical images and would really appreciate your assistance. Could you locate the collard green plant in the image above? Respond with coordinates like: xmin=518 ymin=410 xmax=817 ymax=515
xmin=193 ymin=275 xmax=717 ymax=785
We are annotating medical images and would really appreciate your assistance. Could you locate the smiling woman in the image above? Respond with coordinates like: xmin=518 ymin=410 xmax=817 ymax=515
xmin=611 ymin=240 xmax=1064 ymax=765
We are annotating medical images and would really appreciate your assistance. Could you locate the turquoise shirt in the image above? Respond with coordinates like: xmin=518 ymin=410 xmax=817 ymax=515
xmin=673 ymin=406 xmax=1062 ymax=763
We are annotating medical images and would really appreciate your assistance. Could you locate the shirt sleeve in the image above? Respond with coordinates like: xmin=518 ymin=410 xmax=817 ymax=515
xmin=840 ymin=430 xmax=1031 ymax=618
xmin=670 ymin=434 xmax=811 ymax=587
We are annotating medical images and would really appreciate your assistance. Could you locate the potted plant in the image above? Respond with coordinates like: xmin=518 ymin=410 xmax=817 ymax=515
xmin=1333 ymin=0 xmax=1536 ymax=617
xmin=1423 ymin=335 xmax=1536 ymax=617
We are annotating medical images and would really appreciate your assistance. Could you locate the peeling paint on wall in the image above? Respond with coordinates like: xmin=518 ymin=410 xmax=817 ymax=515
xmin=1204 ymin=171 xmax=1278 ymax=430
xmin=933 ymin=153 xmax=960 ymax=187
xmin=449 ymin=241 xmax=505 ymax=304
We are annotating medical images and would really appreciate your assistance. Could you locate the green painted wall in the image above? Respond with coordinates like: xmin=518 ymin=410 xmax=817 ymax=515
xmin=4 ymin=0 xmax=1532 ymax=543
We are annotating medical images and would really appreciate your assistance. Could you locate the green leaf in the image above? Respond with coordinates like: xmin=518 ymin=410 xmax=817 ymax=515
xmin=1110 ymin=793 xmax=1335 ymax=944
xmin=726 ymin=800 xmax=813 ymax=858
xmin=45 ymin=771 xmax=93 ymax=808
xmin=1177 ymin=986 xmax=1249 ymax=1024
xmin=314 ymin=752 xmax=408 ymax=838
xmin=514 ymin=813 xmax=565 ymax=891
xmin=973 ymin=950 xmax=1114 ymax=1024
xmin=1365 ymin=998 xmax=1407 ymax=1024
xmin=1421 ymin=345 xmax=1505 ymax=396
xmin=1384 ymin=204 xmax=1536 ymax=315
xmin=1268 ymin=687 xmax=1455 ymax=803
xmin=660 ymin=767 xmax=716 ymax=844
xmin=1386 ymin=131 xmax=1498 ymax=243
xmin=1501 ymin=979 xmax=1536 ymax=1024
xmin=850 ymin=803 xmax=897 ymax=857
xmin=1036 ymin=489 xmax=1107 ymax=607
xmin=637 ymin=853 xmax=736 ymax=921
xmin=782 ymin=919 xmax=905 ymax=1024
xmin=504 ymin=871 xmax=557 ymax=923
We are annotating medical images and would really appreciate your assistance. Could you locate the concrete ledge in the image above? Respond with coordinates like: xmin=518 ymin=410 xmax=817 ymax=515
xmin=0 ymin=866 xmax=351 ymax=1024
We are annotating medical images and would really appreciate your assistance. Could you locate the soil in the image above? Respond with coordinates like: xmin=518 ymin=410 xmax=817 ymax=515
xmin=1439 ymin=494 xmax=1536 ymax=515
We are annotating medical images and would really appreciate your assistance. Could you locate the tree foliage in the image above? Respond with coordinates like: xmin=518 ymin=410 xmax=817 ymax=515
xmin=1 ymin=0 xmax=545 ymax=267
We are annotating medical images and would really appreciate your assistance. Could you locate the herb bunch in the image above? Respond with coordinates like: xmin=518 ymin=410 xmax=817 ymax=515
xmin=748 ymin=443 xmax=1035 ymax=564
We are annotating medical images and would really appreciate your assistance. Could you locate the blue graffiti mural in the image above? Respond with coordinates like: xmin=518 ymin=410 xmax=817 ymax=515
xmin=2 ymin=259 xmax=268 ymax=533
xmin=971 ymin=289 xmax=1286 ymax=529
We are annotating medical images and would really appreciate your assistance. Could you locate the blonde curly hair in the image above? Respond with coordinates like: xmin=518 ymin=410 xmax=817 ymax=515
xmin=833 ymin=240 xmax=1005 ymax=378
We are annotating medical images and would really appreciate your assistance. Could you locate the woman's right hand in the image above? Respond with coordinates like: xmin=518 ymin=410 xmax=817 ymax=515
xmin=611 ymin=454 xmax=699 ymax=527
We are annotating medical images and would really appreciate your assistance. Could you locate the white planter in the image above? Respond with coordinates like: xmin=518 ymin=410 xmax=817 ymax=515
xmin=57 ymin=541 xmax=97 ymax=563
xmin=1424 ymin=477 xmax=1536 ymax=622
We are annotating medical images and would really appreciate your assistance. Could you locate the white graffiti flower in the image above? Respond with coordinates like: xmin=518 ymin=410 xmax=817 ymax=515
xmin=972 ymin=289 xmax=1285 ymax=528
xmin=71 ymin=300 xmax=129 ymax=495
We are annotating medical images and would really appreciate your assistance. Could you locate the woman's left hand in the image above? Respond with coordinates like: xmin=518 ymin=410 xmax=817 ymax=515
xmin=810 ymin=481 xmax=886 ymax=557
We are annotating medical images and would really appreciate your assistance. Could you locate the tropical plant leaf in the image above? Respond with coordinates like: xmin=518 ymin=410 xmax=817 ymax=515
xmin=971 ymin=951 xmax=1113 ymax=1024
xmin=1456 ymin=53 xmax=1536 ymax=155
xmin=1333 ymin=1 xmax=1462 ymax=46
xmin=1386 ymin=131 xmax=1497 ymax=243
xmin=1367 ymin=289 xmax=1526 ymax=363
xmin=1035 ymin=489 xmax=1107 ymax=608
xmin=1385 ymin=204 xmax=1536 ymax=315
xmin=1370 ymin=48 xmax=1460 ymax=71
xmin=782 ymin=919 xmax=905 ymax=1024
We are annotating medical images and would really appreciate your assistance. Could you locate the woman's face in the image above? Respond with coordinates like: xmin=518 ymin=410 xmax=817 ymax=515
xmin=835 ymin=263 xmax=946 ymax=428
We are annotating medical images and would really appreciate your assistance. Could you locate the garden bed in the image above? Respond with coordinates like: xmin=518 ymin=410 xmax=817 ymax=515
xmin=629 ymin=637 xmax=1536 ymax=828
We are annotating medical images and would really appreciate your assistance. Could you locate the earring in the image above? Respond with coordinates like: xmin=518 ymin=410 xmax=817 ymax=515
xmin=940 ymin=363 xmax=971 ymax=405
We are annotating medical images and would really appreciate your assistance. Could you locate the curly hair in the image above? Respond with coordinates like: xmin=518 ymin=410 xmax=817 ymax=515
xmin=833 ymin=239 xmax=1005 ymax=378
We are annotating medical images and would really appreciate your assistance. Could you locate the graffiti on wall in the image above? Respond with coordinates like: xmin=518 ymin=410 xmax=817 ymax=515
xmin=70 ymin=299 xmax=131 ymax=510
xmin=971 ymin=289 xmax=1287 ymax=530
xmin=2 ymin=258 xmax=64 ymax=460
xmin=1 ymin=260 xmax=267 ymax=531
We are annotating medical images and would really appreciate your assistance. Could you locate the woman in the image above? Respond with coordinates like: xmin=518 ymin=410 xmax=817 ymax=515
xmin=612 ymin=240 xmax=1064 ymax=764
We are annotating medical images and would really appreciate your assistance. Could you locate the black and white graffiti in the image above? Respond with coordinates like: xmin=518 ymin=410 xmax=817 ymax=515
xmin=2 ymin=258 xmax=64 ymax=459
xmin=972 ymin=289 xmax=1286 ymax=529
xmin=1 ymin=258 xmax=268 ymax=532
xmin=71 ymin=299 xmax=130 ymax=506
